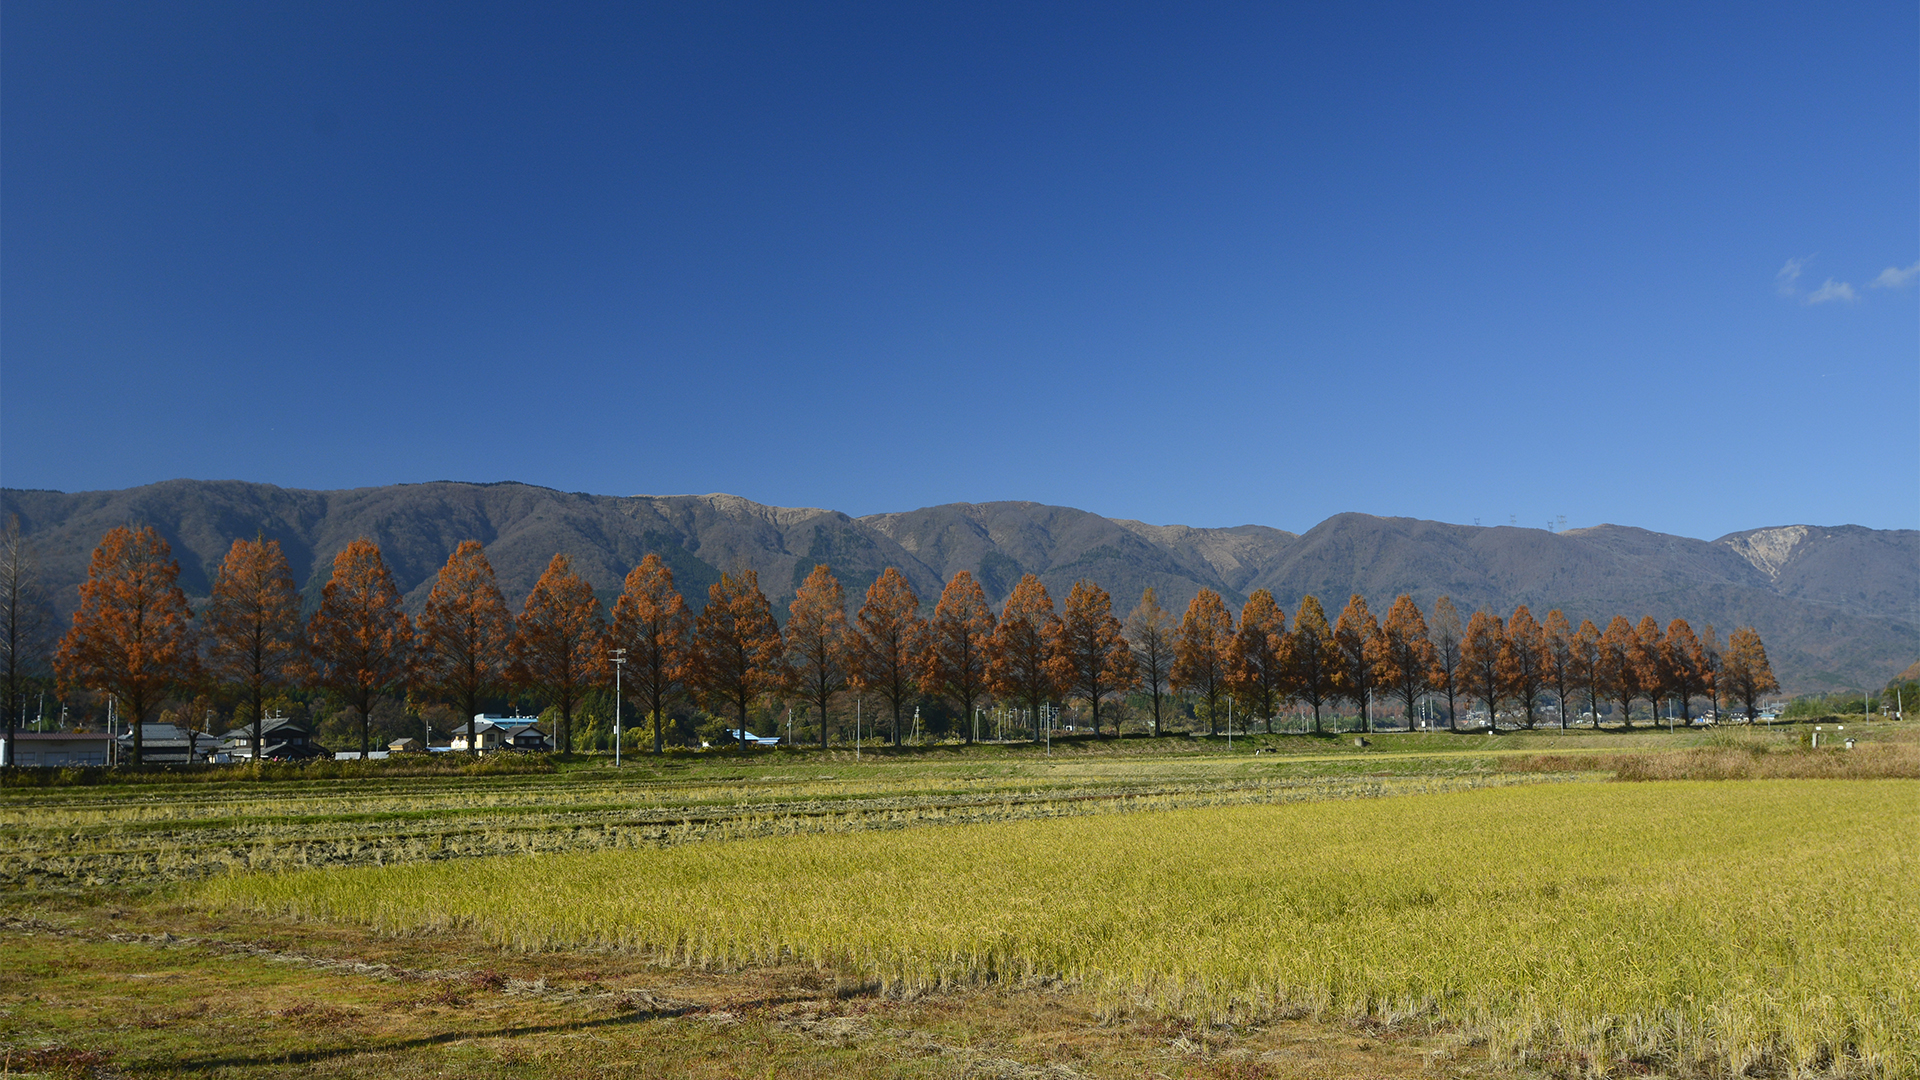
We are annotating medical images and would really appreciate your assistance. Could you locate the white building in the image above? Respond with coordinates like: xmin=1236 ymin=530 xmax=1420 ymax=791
xmin=449 ymin=715 xmax=553 ymax=752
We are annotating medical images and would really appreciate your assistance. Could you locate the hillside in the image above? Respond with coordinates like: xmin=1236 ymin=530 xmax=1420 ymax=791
xmin=3 ymin=480 xmax=1913 ymax=694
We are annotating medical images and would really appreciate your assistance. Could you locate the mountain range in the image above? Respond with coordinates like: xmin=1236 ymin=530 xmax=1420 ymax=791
xmin=3 ymin=479 xmax=1914 ymax=695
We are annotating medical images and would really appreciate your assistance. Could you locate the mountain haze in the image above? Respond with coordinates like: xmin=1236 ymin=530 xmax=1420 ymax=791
xmin=3 ymin=480 xmax=1912 ymax=695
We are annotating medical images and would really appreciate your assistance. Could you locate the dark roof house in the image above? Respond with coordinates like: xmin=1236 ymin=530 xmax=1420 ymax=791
xmin=219 ymin=716 xmax=330 ymax=761
xmin=116 ymin=723 xmax=220 ymax=764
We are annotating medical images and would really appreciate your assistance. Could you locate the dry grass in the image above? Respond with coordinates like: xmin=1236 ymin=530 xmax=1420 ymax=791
xmin=1499 ymin=727 xmax=1920 ymax=781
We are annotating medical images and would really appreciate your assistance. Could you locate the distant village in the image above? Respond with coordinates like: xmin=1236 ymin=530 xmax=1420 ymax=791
xmin=3 ymin=714 xmax=553 ymax=768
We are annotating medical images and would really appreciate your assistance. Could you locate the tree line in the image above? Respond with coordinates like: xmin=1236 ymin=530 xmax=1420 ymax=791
xmin=25 ymin=525 xmax=1782 ymax=765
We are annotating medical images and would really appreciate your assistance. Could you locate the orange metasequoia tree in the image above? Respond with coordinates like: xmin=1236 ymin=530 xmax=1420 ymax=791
xmin=610 ymin=554 xmax=691 ymax=754
xmin=1375 ymin=594 xmax=1435 ymax=730
xmin=1721 ymin=627 xmax=1780 ymax=721
xmin=1457 ymin=610 xmax=1508 ymax=731
xmin=687 ymin=568 xmax=785 ymax=745
xmin=1046 ymin=580 xmax=1136 ymax=738
xmin=1661 ymin=618 xmax=1709 ymax=724
xmin=1499 ymin=605 xmax=1548 ymax=729
xmin=787 ymin=564 xmax=852 ymax=748
xmin=852 ymin=567 xmax=923 ymax=746
xmin=1571 ymin=618 xmax=1604 ymax=727
xmin=1597 ymin=615 xmax=1640 ymax=729
xmin=1124 ymin=587 xmax=1177 ymax=737
xmin=1172 ymin=589 xmax=1233 ymax=735
xmin=1427 ymin=596 xmax=1465 ymax=731
xmin=203 ymin=536 xmax=302 ymax=762
xmin=1540 ymin=609 xmax=1578 ymax=730
xmin=55 ymin=525 xmax=198 ymax=766
xmin=1230 ymin=589 xmax=1287 ymax=734
xmin=1633 ymin=615 xmax=1669 ymax=726
xmin=920 ymin=572 xmax=995 ymax=744
xmin=510 ymin=554 xmax=608 ymax=753
xmin=1284 ymin=595 xmax=1337 ymax=734
xmin=416 ymin=541 xmax=513 ymax=756
xmin=306 ymin=539 xmax=412 ymax=760
xmin=1332 ymin=594 xmax=1383 ymax=733
xmin=988 ymin=574 xmax=1061 ymax=742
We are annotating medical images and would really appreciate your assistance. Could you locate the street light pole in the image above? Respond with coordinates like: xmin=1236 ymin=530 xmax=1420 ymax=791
xmin=610 ymin=648 xmax=626 ymax=767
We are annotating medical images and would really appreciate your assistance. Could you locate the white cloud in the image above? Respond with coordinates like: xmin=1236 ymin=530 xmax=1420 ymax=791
xmin=1775 ymin=258 xmax=1805 ymax=297
xmin=1805 ymin=279 xmax=1857 ymax=304
xmin=1870 ymin=260 xmax=1920 ymax=289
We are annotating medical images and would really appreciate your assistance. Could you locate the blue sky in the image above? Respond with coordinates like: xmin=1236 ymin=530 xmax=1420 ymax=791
xmin=3 ymin=2 xmax=1914 ymax=539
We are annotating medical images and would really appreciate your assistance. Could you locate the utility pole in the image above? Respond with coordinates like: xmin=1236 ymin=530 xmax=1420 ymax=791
xmin=610 ymin=648 xmax=626 ymax=766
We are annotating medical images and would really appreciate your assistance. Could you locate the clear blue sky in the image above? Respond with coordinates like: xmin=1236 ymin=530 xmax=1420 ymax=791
xmin=4 ymin=3 xmax=1914 ymax=539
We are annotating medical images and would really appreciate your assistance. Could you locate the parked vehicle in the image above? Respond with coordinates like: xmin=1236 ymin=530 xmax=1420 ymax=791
xmin=724 ymin=729 xmax=781 ymax=748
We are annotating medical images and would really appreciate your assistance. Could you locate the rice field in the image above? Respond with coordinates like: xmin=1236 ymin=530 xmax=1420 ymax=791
xmin=200 ymin=778 xmax=1920 ymax=1077
xmin=0 ymin=749 xmax=1557 ymax=887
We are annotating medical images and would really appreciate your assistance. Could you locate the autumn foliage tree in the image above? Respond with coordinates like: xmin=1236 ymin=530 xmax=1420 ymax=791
xmin=1572 ymin=618 xmax=1604 ymax=727
xmin=1124 ymin=588 xmax=1177 ymax=737
xmin=920 ymin=572 xmax=995 ymax=744
xmin=610 ymin=554 xmax=691 ymax=754
xmin=1661 ymin=619 xmax=1709 ymax=723
xmin=1375 ymin=594 xmax=1435 ymax=729
xmin=1539 ymin=609 xmax=1578 ymax=730
xmin=1721 ymin=626 xmax=1780 ymax=720
xmin=1172 ymin=589 xmax=1233 ymax=735
xmin=1046 ymin=580 xmax=1135 ymax=737
xmin=1428 ymin=596 xmax=1465 ymax=731
xmin=1285 ymin=595 xmax=1337 ymax=733
xmin=415 ymin=541 xmax=514 ymax=756
xmin=989 ymin=574 xmax=1061 ymax=741
xmin=1229 ymin=589 xmax=1287 ymax=734
xmin=852 ymin=567 xmax=923 ymax=746
xmin=509 ymin=554 xmax=607 ymax=753
xmin=687 ymin=569 xmax=785 ymax=744
xmin=1499 ymin=606 xmax=1548 ymax=728
xmin=1633 ymin=615 xmax=1668 ymax=725
xmin=55 ymin=526 xmax=198 ymax=766
xmin=786 ymin=565 xmax=852 ymax=748
xmin=305 ymin=539 xmax=411 ymax=759
xmin=1597 ymin=616 xmax=1641 ymax=729
xmin=1332 ymin=594 xmax=1382 ymax=732
xmin=1457 ymin=610 xmax=1507 ymax=731
xmin=204 ymin=536 xmax=302 ymax=761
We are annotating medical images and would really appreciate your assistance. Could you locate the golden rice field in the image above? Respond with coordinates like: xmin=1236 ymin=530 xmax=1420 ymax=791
xmin=198 ymin=779 xmax=1919 ymax=1078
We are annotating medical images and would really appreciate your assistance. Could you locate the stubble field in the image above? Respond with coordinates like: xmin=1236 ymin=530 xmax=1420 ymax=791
xmin=3 ymin=726 xmax=1915 ymax=1078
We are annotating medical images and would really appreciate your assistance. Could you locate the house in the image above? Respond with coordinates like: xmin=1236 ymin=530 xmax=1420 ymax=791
xmin=449 ymin=715 xmax=553 ymax=752
xmin=1 ymin=730 xmax=114 ymax=768
xmin=115 ymin=723 xmax=220 ymax=764
xmin=219 ymin=716 xmax=330 ymax=761
xmin=388 ymin=737 xmax=423 ymax=753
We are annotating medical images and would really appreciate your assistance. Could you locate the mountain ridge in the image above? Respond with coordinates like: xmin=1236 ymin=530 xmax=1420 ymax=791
xmin=3 ymin=479 xmax=1912 ymax=695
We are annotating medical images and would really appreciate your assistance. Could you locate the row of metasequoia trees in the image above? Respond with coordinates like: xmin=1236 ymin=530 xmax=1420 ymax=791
xmin=44 ymin=525 xmax=1781 ymax=765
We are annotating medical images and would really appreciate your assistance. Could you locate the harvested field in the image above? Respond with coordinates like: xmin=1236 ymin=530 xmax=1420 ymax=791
xmin=6 ymin=728 xmax=1915 ymax=1077
xmin=0 ymin=751 xmax=1563 ymax=887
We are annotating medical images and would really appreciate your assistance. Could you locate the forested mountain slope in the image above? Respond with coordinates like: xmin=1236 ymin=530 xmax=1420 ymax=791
xmin=3 ymin=480 xmax=1912 ymax=693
